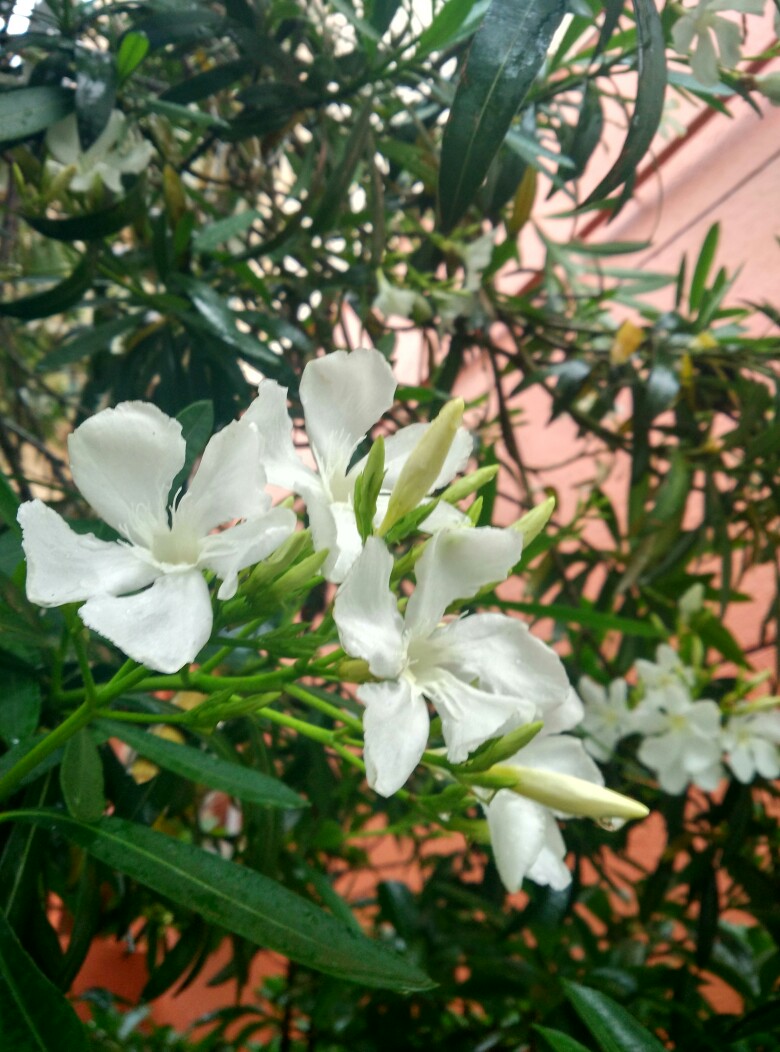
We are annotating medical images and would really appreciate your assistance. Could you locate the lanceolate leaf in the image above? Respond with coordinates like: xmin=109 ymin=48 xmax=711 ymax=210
xmin=0 ymin=909 xmax=88 ymax=1052
xmin=97 ymin=719 xmax=307 ymax=809
xmin=22 ymin=179 xmax=146 ymax=242
xmin=438 ymin=0 xmax=567 ymax=232
xmin=562 ymin=981 xmax=667 ymax=1052
xmin=13 ymin=811 xmax=434 ymax=992
xmin=0 ymin=255 xmax=93 ymax=320
xmin=584 ymin=0 xmax=667 ymax=204
xmin=0 ymin=86 xmax=73 ymax=148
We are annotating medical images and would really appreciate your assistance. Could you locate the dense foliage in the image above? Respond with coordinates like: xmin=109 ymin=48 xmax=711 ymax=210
xmin=1 ymin=1 xmax=779 ymax=1049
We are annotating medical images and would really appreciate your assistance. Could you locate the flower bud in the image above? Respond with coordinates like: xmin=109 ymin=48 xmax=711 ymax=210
xmin=378 ymin=398 xmax=465 ymax=536
xmin=495 ymin=764 xmax=649 ymax=821
xmin=610 ymin=320 xmax=644 ymax=365
xmin=509 ymin=496 xmax=555 ymax=547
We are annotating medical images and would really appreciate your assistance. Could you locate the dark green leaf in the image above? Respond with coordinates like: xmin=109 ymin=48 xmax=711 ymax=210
xmin=0 ymin=669 xmax=41 ymax=748
xmin=18 ymin=811 xmax=434 ymax=991
xmin=0 ymin=908 xmax=89 ymax=1052
xmin=0 ymin=255 xmax=93 ymax=320
xmin=170 ymin=400 xmax=215 ymax=499
xmin=129 ymin=9 xmax=224 ymax=51
xmin=23 ymin=179 xmax=146 ymax=242
xmin=36 ymin=315 xmax=139 ymax=372
xmin=689 ymin=222 xmax=720 ymax=312
xmin=0 ymin=86 xmax=73 ymax=147
xmin=97 ymin=719 xmax=307 ymax=810
xmin=75 ymin=48 xmax=117 ymax=148
xmin=0 ymin=473 xmax=21 ymax=535
xmin=60 ymin=729 xmax=106 ymax=823
xmin=497 ymin=600 xmax=663 ymax=637
xmin=193 ymin=210 xmax=261 ymax=253
xmin=117 ymin=31 xmax=150 ymax=82
xmin=563 ymin=981 xmax=666 ymax=1052
xmin=416 ymin=0 xmax=491 ymax=59
xmin=726 ymin=998 xmax=780 ymax=1040
xmin=533 ymin=1025 xmax=594 ymax=1052
xmin=438 ymin=0 xmax=567 ymax=231
xmin=645 ymin=360 xmax=679 ymax=419
xmin=584 ymin=0 xmax=666 ymax=204
xmin=310 ymin=98 xmax=374 ymax=235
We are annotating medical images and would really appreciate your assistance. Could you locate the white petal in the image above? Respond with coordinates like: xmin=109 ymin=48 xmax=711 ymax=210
xmin=80 ymin=570 xmax=213 ymax=673
xmin=243 ymin=381 xmax=319 ymax=498
xmin=333 ymin=537 xmax=404 ymax=677
xmin=433 ymin=613 xmax=570 ymax=716
xmin=18 ymin=500 xmax=157 ymax=606
xmin=421 ymin=666 xmax=537 ymax=763
xmin=515 ymin=734 xmax=604 ymax=788
xmin=300 ymin=349 xmax=395 ymax=482
xmin=68 ymin=402 xmax=184 ymax=546
xmin=308 ymin=497 xmax=363 ymax=584
xmin=82 ymin=110 xmax=124 ymax=164
xmin=359 ymin=679 xmax=429 ymax=796
xmin=199 ymin=507 xmax=297 ymax=599
xmin=485 ymin=791 xmax=547 ymax=893
xmin=45 ymin=114 xmax=81 ymax=165
xmin=525 ymin=817 xmax=572 ymax=891
xmin=405 ymin=527 xmax=523 ymax=639
xmin=378 ymin=424 xmax=472 ymax=492
xmin=543 ymin=686 xmax=585 ymax=736
xmin=176 ymin=419 xmax=267 ymax=537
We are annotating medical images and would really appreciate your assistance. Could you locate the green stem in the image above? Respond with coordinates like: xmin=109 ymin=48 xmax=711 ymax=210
xmin=286 ymin=683 xmax=363 ymax=732
xmin=0 ymin=701 xmax=95 ymax=802
xmin=94 ymin=708 xmax=192 ymax=725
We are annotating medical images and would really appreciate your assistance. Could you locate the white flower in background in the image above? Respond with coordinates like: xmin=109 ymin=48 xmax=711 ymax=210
xmin=578 ymin=676 xmax=633 ymax=762
xmin=18 ymin=402 xmax=295 ymax=674
xmin=333 ymin=528 xmax=573 ymax=796
xmin=243 ymin=348 xmax=471 ymax=583
xmin=372 ymin=271 xmax=431 ymax=322
xmin=633 ymin=688 xmax=724 ymax=794
xmin=722 ymin=710 xmax=780 ymax=783
xmin=46 ymin=110 xmax=154 ymax=194
xmin=483 ymin=733 xmax=647 ymax=892
xmin=671 ymin=0 xmax=764 ymax=88
xmin=679 ymin=582 xmax=705 ymax=623
xmin=636 ymin=643 xmax=695 ymax=702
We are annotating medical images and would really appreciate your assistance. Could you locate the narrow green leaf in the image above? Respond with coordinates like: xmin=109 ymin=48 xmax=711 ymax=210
xmin=117 ymin=32 xmax=150 ymax=83
xmin=533 ymin=1025 xmax=594 ymax=1052
xmin=0 ymin=909 xmax=89 ymax=1052
xmin=310 ymin=98 xmax=374 ymax=235
xmin=584 ymin=0 xmax=666 ymax=204
xmin=563 ymin=981 xmax=666 ymax=1052
xmin=36 ymin=315 xmax=139 ymax=372
xmin=193 ymin=210 xmax=261 ymax=253
xmin=61 ymin=729 xmax=106 ymax=823
xmin=353 ymin=436 xmax=386 ymax=543
xmin=0 ymin=255 xmax=93 ymax=320
xmin=0 ymin=669 xmax=41 ymax=748
xmin=170 ymin=400 xmax=215 ymax=499
xmin=23 ymin=179 xmax=146 ymax=242
xmin=0 ymin=473 xmax=21 ymax=535
xmin=438 ymin=0 xmax=567 ymax=231
xmin=416 ymin=0 xmax=491 ymax=59
xmin=497 ymin=600 xmax=663 ymax=638
xmin=16 ymin=811 xmax=434 ymax=992
xmin=689 ymin=222 xmax=720 ymax=312
xmin=75 ymin=48 xmax=117 ymax=148
xmin=0 ymin=86 xmax=73 ymax=147
xmin=645 ymin=360 xmax=679 ymax=419
xmin=97 ymin=720 xmax=307 ymax=809
xmin=163 ymin=59 xmax=252 ymax=105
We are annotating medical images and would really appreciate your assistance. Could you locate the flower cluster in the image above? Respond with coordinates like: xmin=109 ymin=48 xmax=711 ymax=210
xmin=671 ymin=0 xmax=765 ymax=87
xmin=579 ymin=643 xmax=780 ymax=792
xmin=46 ymin=110 xmax=154 ymax=195
xmin=18 ymin=348 xmax=647 ymax=893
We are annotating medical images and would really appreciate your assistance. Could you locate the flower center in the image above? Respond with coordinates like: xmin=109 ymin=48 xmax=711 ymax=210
xmin=150 ymin=519 xmax=201 ymax=567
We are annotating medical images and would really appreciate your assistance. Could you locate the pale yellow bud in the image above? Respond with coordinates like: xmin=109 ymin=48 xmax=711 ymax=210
xmin=609 ymin=320 xmax=644 ymax=365
xmin=510 ymin=496 xmax=555 ymax=546
xmin=378 ymin=398 xmax=465 ymax=536
xmin=494 ymin=763 xmax=649 ymax=821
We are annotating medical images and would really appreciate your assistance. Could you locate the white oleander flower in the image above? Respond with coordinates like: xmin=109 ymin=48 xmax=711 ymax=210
xmin=636 ymin=643 xmax=696 ymax=702
xmin=46 ymin=110 xmax=154 ymax=194
xmin=483 ymin=733 xmax=647 ymax=892
xmin=672 ymin=0 xmax=764 ymax=88
xmin=243 ymin=348 xmax=471 ymax=583
xmin=18 ymin=402 xmax=295 ymax=673
xmin=333 ymin=529 xmax=573 ymax=796
xmin=722 ymin=710 xmax=780 ymax=783
xmin=578 ymin=676 xmax=633 ymax=762
xmin=633 ymin=688 xmax=724 ymax=794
